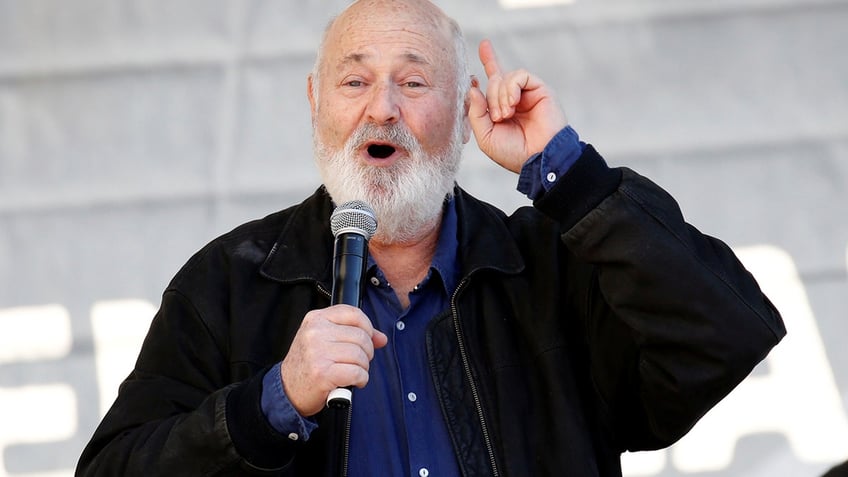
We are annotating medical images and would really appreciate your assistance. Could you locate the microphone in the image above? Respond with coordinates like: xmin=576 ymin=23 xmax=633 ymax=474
xmin=326 ymin=200 xmax=377 ymax=408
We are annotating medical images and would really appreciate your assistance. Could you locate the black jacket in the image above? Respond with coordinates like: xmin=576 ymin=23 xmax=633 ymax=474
xmin=77 ymin=146 xmax=784 ymax=476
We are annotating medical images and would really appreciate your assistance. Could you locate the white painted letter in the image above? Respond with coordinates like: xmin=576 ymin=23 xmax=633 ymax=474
xmin=621 ymin=449 xmax=667 ymax=476
xmin=0 ymin=305 xmax=71 ymax=364
xmin=0 ymin=385 xmax=77 ymax=477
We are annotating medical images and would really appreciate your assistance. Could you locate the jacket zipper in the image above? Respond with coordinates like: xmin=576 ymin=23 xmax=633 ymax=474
xmin=317 ymin=283 xmax=352 ymax=477
xmin=451 ymin=278 xmax=501 ymax=477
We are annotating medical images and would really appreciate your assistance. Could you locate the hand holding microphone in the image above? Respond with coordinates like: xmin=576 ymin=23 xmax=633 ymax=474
xmin=326 ymin=200 xmax=379 ymax=408
xmin=279 ymin=201 xmax=386 ymax=417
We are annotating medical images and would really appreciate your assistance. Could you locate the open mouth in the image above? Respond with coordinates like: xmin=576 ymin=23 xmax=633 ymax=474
xmin=367 ymin=143 xmax=397 ymax=159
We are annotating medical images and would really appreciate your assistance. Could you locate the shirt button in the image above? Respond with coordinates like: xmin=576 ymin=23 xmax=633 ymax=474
xmin=396 ymin=321 xmax=406 ymax=331
xmin=546 ymin=171 xmax=557 ymax=183
xmin=287 ymin=432 xmax=299 ymax=441
xmin=419 ymin=468 xmax=429 ymax=477
xmin=407 ymin=392 xmax=417 ymax=402
xmin=369 ymin=276 xmax=380 ymax=286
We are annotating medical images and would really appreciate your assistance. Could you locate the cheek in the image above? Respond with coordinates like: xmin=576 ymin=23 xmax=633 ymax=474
xmin=413 ymin=108 xmax=458 ymax=150
xmin=315 ymin=104 xmax=356 ymax=146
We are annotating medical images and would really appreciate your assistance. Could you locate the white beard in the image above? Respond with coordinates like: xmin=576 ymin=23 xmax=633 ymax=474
xmin=313 ymin=121 xmax=464 ymax=244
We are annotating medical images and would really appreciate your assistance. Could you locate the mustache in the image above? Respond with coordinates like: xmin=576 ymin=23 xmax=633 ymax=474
xmin=347 ymin=123 xmax=420 ymax=152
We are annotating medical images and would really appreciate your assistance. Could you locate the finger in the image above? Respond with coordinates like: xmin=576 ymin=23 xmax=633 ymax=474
xmin=498 ymin=74 xmax=513 ymax=119
xmin=467 ymin=85 xmax=494 ymax=142
xmin=290 ymin=341 xmax=373 ymax=394
xmin=339 ymin=328 xmax=378 ymax=360
xmin=298 ymin=309 xmax=378 ymax=363
xmin=499 ymin=69 xmax=531 ymax=119
xmin=325 ymin=323 xmax=385 ymax=358
xmin=372 ymin=330 xmax=389 ymax=349
xmin=506 ymin=70 xmax=530 ymax=105
xmin=324 ymin=341 xmax=373 ymax=370
xmin=485 ymin=74 xmax=504 ymax=122
xmin=322 ymin=304 xmax=368 ymax=325
xmin=329 ymin=363 xmax=371 ymax=389
xmin=306 ymin=306 xmax=386 ymax=360
xmin=323 ymin=305 xmax=380 ymax=336
xmin=478 ymin=39 xmax=503 ymax=80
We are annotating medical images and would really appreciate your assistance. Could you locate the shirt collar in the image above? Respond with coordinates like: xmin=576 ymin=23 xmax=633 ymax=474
xmin=366 ymin=197 xmax=460 ymax=296
xmin=429 ymin=196 xmax=460 ymax=295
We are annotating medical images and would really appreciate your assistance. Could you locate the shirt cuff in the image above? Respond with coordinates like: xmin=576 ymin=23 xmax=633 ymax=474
xmin=517 ymin=125 xmax=586 ymax=200
xmin=261 ymin=364 xmax=318 ymax=441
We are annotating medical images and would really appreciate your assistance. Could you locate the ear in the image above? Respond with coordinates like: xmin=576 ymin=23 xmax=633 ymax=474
xmin=462 ymin=78 xmax=473 ymax=144
xmin=462 ymin=116 xmax=472 ymax=144
xmin=307 ymin=74 xmax=317 ymax=117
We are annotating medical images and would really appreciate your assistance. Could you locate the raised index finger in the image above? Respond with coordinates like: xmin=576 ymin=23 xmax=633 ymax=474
xmin=478 ymin=39 xmax=503 ymax=79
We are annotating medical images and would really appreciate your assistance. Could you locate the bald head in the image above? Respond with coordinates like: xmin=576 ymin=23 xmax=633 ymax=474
xmin=330 ymin=0 xmax=457 ymax=43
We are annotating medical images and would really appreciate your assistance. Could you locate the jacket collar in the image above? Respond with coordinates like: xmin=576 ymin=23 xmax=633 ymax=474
xmin=259 ymin=185 xmax=525 ymax=288
xmin=259 ymin=187 xmax=336 ymax=291
xmin=452 ymin=186 xmax=525 ymax=279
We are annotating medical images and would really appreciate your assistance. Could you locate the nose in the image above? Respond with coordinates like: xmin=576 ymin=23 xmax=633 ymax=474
xmin=365 ymin=81 xmax=400 ymax=125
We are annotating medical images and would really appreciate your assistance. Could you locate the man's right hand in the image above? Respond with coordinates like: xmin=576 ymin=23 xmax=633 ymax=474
xmin=280 ymin=305 xmax=388 ymax=417
xmin=468 ymin=39 xmax=568 ymax=174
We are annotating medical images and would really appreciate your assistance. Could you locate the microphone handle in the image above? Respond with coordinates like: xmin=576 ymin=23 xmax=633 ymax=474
xmin=327 ymin=232 xmax=369 ymax=409
xmin=331 ymin=233 xmax=367 ymax=308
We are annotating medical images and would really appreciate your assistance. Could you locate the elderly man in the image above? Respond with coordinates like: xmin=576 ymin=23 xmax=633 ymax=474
xmin=77 ymin=0 xmax=785 ymax=475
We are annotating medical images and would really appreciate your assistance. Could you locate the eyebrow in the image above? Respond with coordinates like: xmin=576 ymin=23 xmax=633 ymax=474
xmin=402 ymin=52 xmax=429 ymax=65
xmin=340 ymin=52 xmax=430 ymax=66
xmin=341 ymin=53 xmax=368 ymax=65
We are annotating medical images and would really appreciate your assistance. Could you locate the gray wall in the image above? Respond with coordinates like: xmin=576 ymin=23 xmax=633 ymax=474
xmin=1 ymin=0 xmax=846 ymax=475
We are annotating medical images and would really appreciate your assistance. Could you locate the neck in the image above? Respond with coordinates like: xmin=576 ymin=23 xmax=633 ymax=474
xmin=369 ymin=217 xmax=442 ymax=309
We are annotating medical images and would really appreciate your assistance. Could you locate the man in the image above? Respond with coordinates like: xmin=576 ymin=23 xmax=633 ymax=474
xmin=77 ymin=0 xmax=785 ymax=475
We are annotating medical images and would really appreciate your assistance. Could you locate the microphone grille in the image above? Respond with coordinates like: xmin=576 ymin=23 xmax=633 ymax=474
xmin=330 ymin=200 xmax=377 ymax=239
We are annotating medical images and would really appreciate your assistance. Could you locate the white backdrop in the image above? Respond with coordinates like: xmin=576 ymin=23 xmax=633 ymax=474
xmin=1 ymin=0 xmax=847 ymax=475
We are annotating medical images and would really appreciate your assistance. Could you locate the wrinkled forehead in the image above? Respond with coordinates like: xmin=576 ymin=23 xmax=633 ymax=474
xmin=321 ymin=0 xmax=457 ymax=69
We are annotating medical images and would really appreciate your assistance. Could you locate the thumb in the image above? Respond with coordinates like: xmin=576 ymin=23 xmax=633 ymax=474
xmin=372 ymin=330 xmax=389 ymax=349
xmin=467 ymin=83 xmax=494 ymax=145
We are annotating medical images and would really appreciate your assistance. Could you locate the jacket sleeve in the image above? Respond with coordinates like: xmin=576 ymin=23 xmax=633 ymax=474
xmin=76 ymin=288 xmax=299 ymax=476
xmin=534 ymin=145 xmax=786 ymax=451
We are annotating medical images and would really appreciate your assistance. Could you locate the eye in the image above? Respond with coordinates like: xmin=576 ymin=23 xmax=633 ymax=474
xmin=345 ymin=80 xmax=364 ymax=87
xmin=403 ymin=81 xmax=424 ymax=88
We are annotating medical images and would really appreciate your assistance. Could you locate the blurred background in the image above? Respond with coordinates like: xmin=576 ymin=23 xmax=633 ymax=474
xmin=1 ymin=0 xmax=846 ymax=475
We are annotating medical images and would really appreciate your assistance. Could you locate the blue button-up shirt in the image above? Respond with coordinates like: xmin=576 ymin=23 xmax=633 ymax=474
xmin=262 ymin=125 xmax=585 ymax=476
xmin=347 ymin=199 xmax=460 ymax=476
